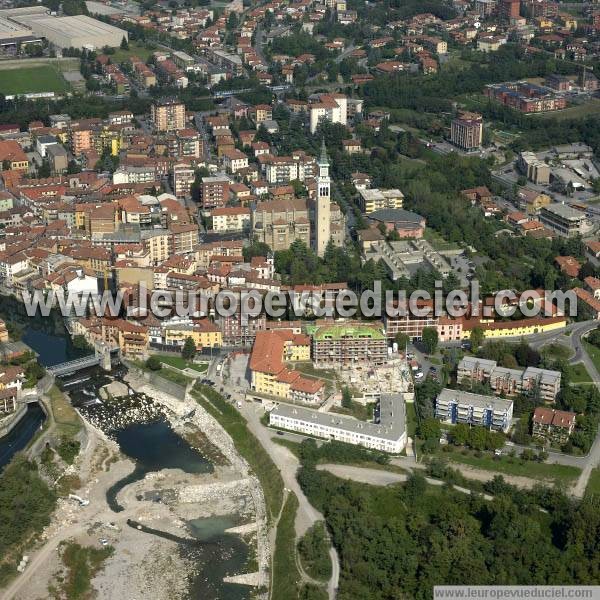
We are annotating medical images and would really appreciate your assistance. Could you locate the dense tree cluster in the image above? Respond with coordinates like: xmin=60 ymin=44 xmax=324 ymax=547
xmin=361 ymin=44 xmax=572 ymax=112
xmin=298 ymin=460 xmax=600 ymax=599
xmin=0 ymin=457 xmax=56 ymax=585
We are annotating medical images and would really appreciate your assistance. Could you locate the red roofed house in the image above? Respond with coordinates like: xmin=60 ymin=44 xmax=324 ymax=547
xmin=0 ymin=141 xmax=29 ymax=171
xmin=249 ymin=330 xmax=324 ymax=404
xmin=573 ymin=287 xmax=600 ymax=319
xmin=584 ymin=276 xmax=600 ymax=299
xmin=554 ymin=255 xmax=581 ymax=278
xmin=585 ymin=240 xmax=600 ymax=266
xmin=532 ymin=407 xmax=576 ymax=445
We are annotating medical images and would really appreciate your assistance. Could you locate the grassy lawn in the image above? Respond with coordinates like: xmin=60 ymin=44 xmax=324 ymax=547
xmin=569 ymin=362 xmax=593 ymax=384
xmin=156 ymin=354 xmax=208 ymax=374
xmin=192 ymin=384 xmax=284 ymax=523
xmin=423 ymin=229 xmax=460 ymax=252
xmin=154 ymin=367 xmax=192 ymax=386
xmin=330 ymin=401 xmax=374 ymax=421
xmin=0 ymin=66 xmax=69 ymax=95
xmin=47 ymin=385 xmax=82 ymax=438
xmin=406 ymin=402 xmax=417 ymax=438
xmin=110 ymin=40 xmax=156 ymax=63
xmin=446 ymin=451 xmax=580 ymax=486
xmin=585 ymin=468 xmax=600 ymax=497
xmin=133 ymin=360 xmax=193 ymax=387
xmin=272 ymin=492 xmax=300 ymax=599
xmin=583 ymin=341 xmax=600 ymax=374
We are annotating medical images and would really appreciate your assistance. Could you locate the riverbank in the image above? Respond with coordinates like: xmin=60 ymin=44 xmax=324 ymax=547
xmin=123 ymin=369 xmax=271 ymax=594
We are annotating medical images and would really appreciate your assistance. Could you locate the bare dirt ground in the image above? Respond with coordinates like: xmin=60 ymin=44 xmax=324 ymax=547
xmin=4 ymin=381 xmax=269 ymax=600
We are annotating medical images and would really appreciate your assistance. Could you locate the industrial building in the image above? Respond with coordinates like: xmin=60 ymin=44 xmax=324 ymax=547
xmin=0 ymin=8 xmax=127 ymax=50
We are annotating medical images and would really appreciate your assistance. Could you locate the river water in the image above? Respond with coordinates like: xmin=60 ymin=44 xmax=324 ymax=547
xmin=0 ymin=306 xmax=251 ymax=600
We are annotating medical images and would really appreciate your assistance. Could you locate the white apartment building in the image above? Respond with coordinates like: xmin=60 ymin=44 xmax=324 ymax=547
xmin=211 ymin=206 xmax=251 ymax=232
xmin=222 ymin=149 xmax=249 ymax=174
xmin=457 ymin=357 xmax=561 ymax=402
xmin=113 ymin=165 xmax=156 ymax=185
xmin=435 ymin=388 xmax=513 ymax=433
xmin=264 ymin=154 xmax=316 ymax=184
xmin=269 ymin=393 xmax=407 ymax=453
xmin=309 ymin=93 xmax=348 ymax=134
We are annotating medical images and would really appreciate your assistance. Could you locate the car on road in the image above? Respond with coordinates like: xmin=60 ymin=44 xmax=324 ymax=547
xmin=99 ymin=538 xmax=109 ymax=546
xmin=276 ymin=430 xmax=284 ymax=435
xmin=414 ymin=371 xmax=424 ymax=380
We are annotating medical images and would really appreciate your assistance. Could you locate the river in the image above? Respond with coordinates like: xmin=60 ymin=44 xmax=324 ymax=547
xmin=0 ymin=300 xmax=252 ymax=599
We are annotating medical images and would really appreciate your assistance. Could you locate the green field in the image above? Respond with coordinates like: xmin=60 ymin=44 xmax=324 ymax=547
xmin=583 ymin=341 xmax=600 ymax=374
xmin=156 ymin=354 xmax=208 ymax=374
xmin=110 ymin=41 xmax=156 ymax=63
xmin=0 ymin=66 xmax=70 ymax=96
xmin=585 ymin=468 xmax=600 ymax=497
xmin=569 ymin=362 xmax=593 ymax=384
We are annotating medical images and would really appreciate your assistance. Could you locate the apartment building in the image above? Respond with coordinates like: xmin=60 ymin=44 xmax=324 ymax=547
xmin=383 ymin=300 xmax=439 ymax=340
xmin=532 ymin=407 xmax=576 ymax=445
xmin=249 ymin=330 xmax=323 ymax=404
xmin=211 ymin=206 xmax=251 ymax=232
xmin=162 ymin=318 xmax=222 ymax=349
xmin=252 ymin=198 xmax=311 ymax=251
xmin=457 ymin=357 xmax=562 ymax=402
xmin=263 ymin=153 xmax=316 ymax=184
xmin=357 ymin=188 xmax=404 ymax=214
xmin=151 ymin=99 xmax=186 ymax=132
xmin=222 ymin=149 xmax=249 ymax=174
xmin=435 ymin=388 xmax=513 ymax=432
xmin=484 ymin=81 xmax=567 ymax=113
xmin=310 ymin=322 xmax=388 ymax=368
xmin=200 ymin=174 xmax=230 ymax=209
xmin=172 ymin=162 xmax=196 ymax=198
xmin=309 ymin=93 xmax=348 ymax=134
xmin=218 ymin=309 xmax=266 ymax=347
xmin=269 ymin=392 xmax=407 ymax=453
xmin=518 ymin=151 xmax=551 ymax=185
xmin=450 ymin=111 xmax=483 ymax=151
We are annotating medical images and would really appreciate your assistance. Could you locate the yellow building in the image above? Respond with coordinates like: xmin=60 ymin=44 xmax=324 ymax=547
xmin=163 ymin=320 xmax=222 ymax=349
xmin=463 ymin=317 xmax=567 ymax=340
xmin=249 ymin=330 xmax=323 ymax=403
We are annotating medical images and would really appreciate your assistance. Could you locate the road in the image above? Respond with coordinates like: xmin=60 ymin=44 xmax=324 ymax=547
xmin=237 ymin=401 xmax=340 ymax=598
xmin=317 ymin=464 xmax=494 ymax=501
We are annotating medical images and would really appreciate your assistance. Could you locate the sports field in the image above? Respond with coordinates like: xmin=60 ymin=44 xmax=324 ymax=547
xmin=0 ymin=66 xmax=70 ymax=96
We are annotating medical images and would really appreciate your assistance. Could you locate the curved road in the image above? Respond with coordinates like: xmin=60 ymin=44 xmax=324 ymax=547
xmin=237 ymin=401 xmax=340 ymax=599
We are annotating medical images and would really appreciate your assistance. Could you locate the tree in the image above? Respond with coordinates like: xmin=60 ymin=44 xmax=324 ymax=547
xmin=395 ymin=332 xmax=410 ymax=352
xmin=120 ymin=36 xmax=129 ymax=50
xmin=145 ymin=356 xmax=162 ymax=371
xmin=421 ymin=327 xmax=438 ymax=354
xmin=449 ymin=423 xmax=470 ymax=446
xmin=341 ymin=386 xmax=352 ymax=409
xmin=417 ymin=418 xmax=441 ymax=453
xmin=470 ymin=327 xmax=485 ymax=353
xmin=182 ymin=336 xmax=196 ymax=360
xmin=404 ymin=471 xmax=427 ymax=500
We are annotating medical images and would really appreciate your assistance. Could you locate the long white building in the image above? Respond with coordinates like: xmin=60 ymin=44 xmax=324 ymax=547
xmin=269 ymin=393 xmax=407 ymax=453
